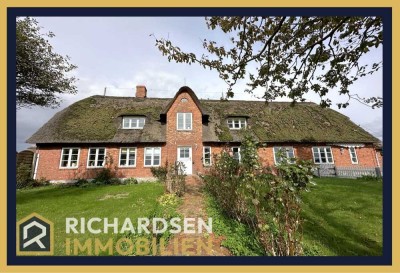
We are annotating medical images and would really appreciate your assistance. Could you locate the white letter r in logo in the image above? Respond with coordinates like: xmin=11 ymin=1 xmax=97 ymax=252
xmin=23 ymin=221 xmax=47 ymax=249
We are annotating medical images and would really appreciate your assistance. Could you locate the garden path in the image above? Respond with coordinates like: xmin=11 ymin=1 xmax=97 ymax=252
xmin=163 ymin=175 xmax=231 ymax=256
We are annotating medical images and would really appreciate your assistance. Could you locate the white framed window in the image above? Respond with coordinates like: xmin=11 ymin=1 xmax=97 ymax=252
xmin=273 ymin=147 xmax=296 ymax=164
xmin=203 ymin=146 xmax=212 ymax=166
xmin=144 ymin=147 xmax=161 ymax=167
xmin=87 ymin=148 xmax=106 ymax=168
xmin=227 ymin=118 xmax=247 ymax=130
xmin=232 ymin=147 xmax=241 ymax=162
xmin=60 ymin=148 xmax=80 ymax=169
xmin=177 ymin=113 xmax=192 ymax=130
xmin=119 ymin=147 xmax=137 ymax=167
xmin=349 ymin=146 xmax=359 ymax=164
xmin=312 ymin=147 xmax=334 ymax=164
xmin=122 ymin=116 xmax=145 ymax=129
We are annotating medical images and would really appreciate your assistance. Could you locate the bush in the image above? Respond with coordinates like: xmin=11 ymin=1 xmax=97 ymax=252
xmin=75 ymin=178 xmax=89 ymax=187
xmin=150 ymin=165 xmax=168 ymax=182
xmin=157 ymin=193 xmax=181 ymax=207
xmin=123 ymin=177 xmax=139 ymax=185
xmin=203 ymin=152 xmax=248 ymax=221
xmin=17 ymin=176 xmax=50 ymax=189
xmin=93 ymin=168 xmax=115 ymax=185
xmin=205 ymin=194 xmax=265 ymax=256
xmin=16 ymin=163 xmax=32 ymax=189
xmin=204 ymin=133 xmax=315 ymax=256
xmin=164 ymin=162 xmax=186 ymax=197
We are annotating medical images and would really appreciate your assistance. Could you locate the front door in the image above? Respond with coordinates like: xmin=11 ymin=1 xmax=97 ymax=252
xmin=177 ymin=147 xmax=192 ymax=175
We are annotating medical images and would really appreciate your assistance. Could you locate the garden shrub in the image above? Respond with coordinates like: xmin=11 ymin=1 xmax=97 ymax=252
xmin=164 ymin=161 xmax=186 ymax=196
xmin=16 ymin=163 xmax=32 ymax=189
xmin=17 ymin=163 xmax=50 ymax=189
xmin=93 ymin=168 xmax=116 ymax=185
xmin=75 ymin=178 xmax=90 ymax=188
xmin=157 ymin=193 xmax=181 ymax=207
xmin=123 ymin=177 xmax=139 ymax=185
xmin=204 ymin=133 xmax=315 ymax=256
xmin=203 ymin=152 xmax=248 ymax=221
xmin=150 ymin=164 xmax=168 ymax=182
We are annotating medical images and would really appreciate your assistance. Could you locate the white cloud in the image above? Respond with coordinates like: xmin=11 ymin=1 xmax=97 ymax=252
xmin=16 ymin=17 xmax=384 ymax=151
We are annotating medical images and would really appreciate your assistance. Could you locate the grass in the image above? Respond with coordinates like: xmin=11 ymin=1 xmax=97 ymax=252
xmin=205 ymin=194 xmax=265 ymax=256
xmin=16 ymin=183 xmax=164 ymax=256
xmin=206 ymin=177 xmax=383 ymax=256
xmin=301 ymin=177 xmax=383 ymax=256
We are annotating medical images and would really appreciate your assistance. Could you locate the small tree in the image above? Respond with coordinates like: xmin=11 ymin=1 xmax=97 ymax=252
xmin=16 ymin=17 xmax=77 ymax=109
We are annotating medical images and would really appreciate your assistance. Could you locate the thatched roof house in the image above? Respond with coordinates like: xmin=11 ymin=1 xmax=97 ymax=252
xmin=27 ymin=95 xmax=378 ymax=145
xmin=27 ymin=86 xmax=381 ymax=182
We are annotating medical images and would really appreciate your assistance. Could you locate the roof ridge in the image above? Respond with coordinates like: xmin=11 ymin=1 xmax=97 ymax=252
xmin=89 ymin=95 xmax=318 ymax=104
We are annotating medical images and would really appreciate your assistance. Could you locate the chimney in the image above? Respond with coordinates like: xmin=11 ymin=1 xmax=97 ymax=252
xmin=136 ymin=85 xmax=147 ymax=98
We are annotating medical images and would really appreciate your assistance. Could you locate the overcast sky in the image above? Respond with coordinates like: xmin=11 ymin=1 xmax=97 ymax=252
xmin=16 ymin=17 xmax=383 ymax=151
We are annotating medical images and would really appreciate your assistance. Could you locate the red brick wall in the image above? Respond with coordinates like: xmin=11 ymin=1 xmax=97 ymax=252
xmin=36 ymin=142 xmax=381 ymax=181
xmin=206 ymin=143 xmax=380 ymax=169
xmin=165 ymin=91 xmax=204 ymax=174
xmin=35 ymin=144 xmax=167 ymax=181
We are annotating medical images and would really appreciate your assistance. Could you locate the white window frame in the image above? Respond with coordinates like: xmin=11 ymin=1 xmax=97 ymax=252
xmin=349 ymin=146 xmax=359 ymax=164
xmin=59 ymin=148 xmax=80 ymax=169
xmin=87 ymin=147 xmax=106 ymax=168
xmin=227 ymin=118 xmax=247 ymax=130
xmin=232 ymin=147 xmax=241 ymax=162
xmin=177 ymin=113 xmax=193 ymax=130
xmin=119 ymin=147 xmax=137 ymax=167
xmin=273 ymin=146 xmax=296 ymax=165
xmin=312 ymin=146 xmax=334 ymax=164
xmin=144 ymin=147 xmax=161 ymax=167
xmin=203 ymin=146 xmax=212 ymax=166
xmin=122 ymin=116 xmax=146 ymax=129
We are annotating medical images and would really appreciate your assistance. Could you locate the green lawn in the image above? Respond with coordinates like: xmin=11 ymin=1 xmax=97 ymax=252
xmin=302 ymin=177 xmax=383 ymax=256
xmin=16 ymin=183 xmax=164 ymax=256
xmin=17 ymin=177 xmax=383 ymax=256
xmin=206 ymin=177 xmax=383 ymax=256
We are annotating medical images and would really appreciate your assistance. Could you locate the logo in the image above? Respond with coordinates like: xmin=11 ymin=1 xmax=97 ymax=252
xmin=16 ymin=213 xmax=54 ymax=255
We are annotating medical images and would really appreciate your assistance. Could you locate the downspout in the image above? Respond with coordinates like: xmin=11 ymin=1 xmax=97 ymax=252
xmin=375 ymin=151 xmax=381 ymax=168
xmin=32 ymin=153 xmax=39 ymax=180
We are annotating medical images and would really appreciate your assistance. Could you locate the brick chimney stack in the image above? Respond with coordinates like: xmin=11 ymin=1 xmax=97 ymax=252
xmin=136 ymin=85 xmax=147 ymax=98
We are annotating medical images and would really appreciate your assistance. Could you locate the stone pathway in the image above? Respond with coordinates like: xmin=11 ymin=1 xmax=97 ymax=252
xmin=163 ymin=175 xmax=231 ymax=256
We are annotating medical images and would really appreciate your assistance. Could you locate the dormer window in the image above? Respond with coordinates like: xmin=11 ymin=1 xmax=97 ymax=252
xmin=122 ymin=116 xmax=145 ymax=129
xmin=227 ymin=117 xmax=247 ymax=130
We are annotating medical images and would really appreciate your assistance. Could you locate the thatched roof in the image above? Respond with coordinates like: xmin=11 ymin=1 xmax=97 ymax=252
xmin=27 ymin=94 xmax=379 ymax=144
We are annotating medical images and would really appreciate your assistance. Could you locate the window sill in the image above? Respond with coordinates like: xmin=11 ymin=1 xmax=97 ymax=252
xmin=118 ymin=165 xmax=137 ymax=168
xmin=144 ymin=165 xmax=160 ymax=168
xmin=86 ymin=166 xmax=105 ymax=169
xmin=59 ymin=167 xmax=79 ymax=170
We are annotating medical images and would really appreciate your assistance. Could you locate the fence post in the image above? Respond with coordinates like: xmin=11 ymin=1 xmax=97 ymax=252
xmin=333 ymin=166 xmax=337 ymax=177
xmin=317 ymin=167 xmax=321 ymax=177
xmin=375 ymin=167 xmax=382 ymax=178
